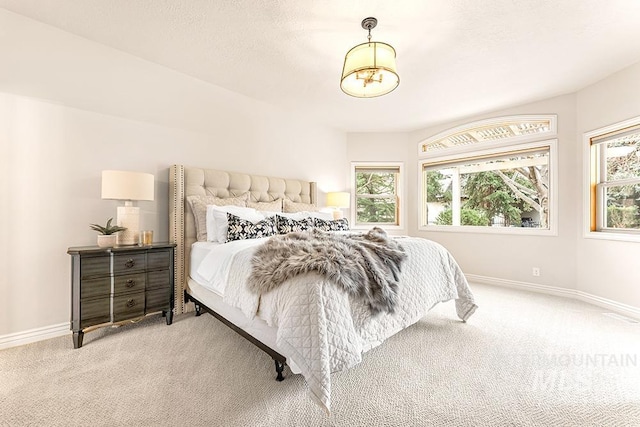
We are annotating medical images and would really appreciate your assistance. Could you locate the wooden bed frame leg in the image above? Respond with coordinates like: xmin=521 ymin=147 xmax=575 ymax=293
xmin=274 ymin=360 xmax=285 ymax=382
xmin=195 ymin=303 xmax=202 ymax=317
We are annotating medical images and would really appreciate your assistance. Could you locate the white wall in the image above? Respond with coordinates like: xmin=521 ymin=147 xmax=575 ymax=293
xmin=407 ymin=95 xmax=579 ymax=290
xmin=0 ymin=11 xmax=346 ymax=338
xmin=576 ymin=61 xmax=640 ymax=308
xmin=348 ymin=95 xmax=579 ymax=291
xmin=348 ymin=77 xmax=640 ymax=312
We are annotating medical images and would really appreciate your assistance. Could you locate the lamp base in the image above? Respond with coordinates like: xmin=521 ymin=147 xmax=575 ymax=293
xmin=116 ymin=205 xmax=140 ymax=245
xmin=332 ymin=209 xmax=344 ymax=220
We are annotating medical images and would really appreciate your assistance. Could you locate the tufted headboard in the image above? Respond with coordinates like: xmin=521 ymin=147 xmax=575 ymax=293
xmin=169 ymin=165 xmax=317 ymax=313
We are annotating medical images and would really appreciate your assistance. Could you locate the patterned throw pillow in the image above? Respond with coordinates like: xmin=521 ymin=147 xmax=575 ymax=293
xmin=276 ymin=215 xmax=314 ymax=234
xmin=227 ymin=213 xmax=277 ymax=241
xmin=208 ymin=205 xmax=264 ymax=243
xmin=313 ymin=217 xmax=350 ymax=231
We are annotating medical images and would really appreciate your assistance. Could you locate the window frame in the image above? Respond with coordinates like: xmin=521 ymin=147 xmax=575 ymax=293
xmin=418 ymin=114 xmax=557 ymax=156
xmin=418 ymin=115 xmax=558 ymax=236
xmin=583 ymin=116 xmax=640 ymax=242
xmin=351 ymin=162 xmax=404 ymax=230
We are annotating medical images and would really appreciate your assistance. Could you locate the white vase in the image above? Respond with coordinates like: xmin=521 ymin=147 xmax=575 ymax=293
xmin=97 ymin=234 xmax=117 ymax=248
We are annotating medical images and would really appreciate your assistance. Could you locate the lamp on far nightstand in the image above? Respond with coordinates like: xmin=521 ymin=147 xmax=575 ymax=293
xmin=101 ymin=170 xmax=154 ymax=245
xmin=326 ymin=191 xmax=350 ymax=220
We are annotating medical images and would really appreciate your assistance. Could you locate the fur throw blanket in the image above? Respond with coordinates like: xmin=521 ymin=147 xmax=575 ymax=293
xmin=247 ymin=227 xmax=407 ymax=315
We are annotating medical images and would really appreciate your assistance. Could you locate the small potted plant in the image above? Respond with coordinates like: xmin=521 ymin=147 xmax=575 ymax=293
xmin=90 ymin=218 xmax=127 ymax=248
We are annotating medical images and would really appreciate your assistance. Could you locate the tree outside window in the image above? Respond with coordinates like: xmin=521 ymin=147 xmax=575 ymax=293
xmin=418 ymin=115 xmax=558 ymax=235
xmin=591 ymin=128 xmax=640 ymax=231
xmin=354 ymin=165 xmax=401 ymax=226
xmin=424 ymin=149 xmax=550 ymax=229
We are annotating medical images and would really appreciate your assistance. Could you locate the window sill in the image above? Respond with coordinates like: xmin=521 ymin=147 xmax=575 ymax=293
xmin=583 ymin=231 xmax=640 ymax=243
xmin=351 ymin=224 xmax=404 ymax=232
xmin=419 ymin=225 xmax=557 ymax=236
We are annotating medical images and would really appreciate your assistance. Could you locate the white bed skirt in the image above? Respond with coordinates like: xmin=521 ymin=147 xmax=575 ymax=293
xmin=186 ymin=278 xmax=302 ymax=374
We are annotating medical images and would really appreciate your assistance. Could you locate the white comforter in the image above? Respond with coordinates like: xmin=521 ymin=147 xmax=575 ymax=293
xmin=196 ymin=235 xmax=477 ymax=413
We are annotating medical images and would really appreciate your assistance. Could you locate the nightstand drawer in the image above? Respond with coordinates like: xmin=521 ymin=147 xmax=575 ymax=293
xmin=80 ymin=297 xmax=110 ymax=328
xmin=113 ymin=292 xmax=145 ymax=321
xmin=80 ymin=277 xmax=111 ymax=300
xmin=114 ymin=273 xmax=146 ymax=294
xmin=146 ymin=287 xmax=172 ymax=312
xmin=148 ymin=250 xmax=171 ymax=270
xmin=80 ymin=256 xmax=110 ymax=279
xmin=146 ymin=269 xmax=171 ymax=290
xmin=113 ymin=253 xmax=146 ymax=274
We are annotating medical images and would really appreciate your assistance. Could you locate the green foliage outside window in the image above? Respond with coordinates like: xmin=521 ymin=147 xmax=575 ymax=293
xmin=463 ymin=171 xmax=524 ymax=227
xmin=607 ymin=205 xmax=639 ymax=229
xmin=425 ymin=153 xmax=549 ymax=228
xmin=435 ymin=208 xmax=490 ymax=226
xmin=356 ymin=171 xmax=398 ymax=224
xmin=425 ymin=170 xmax=452 ymax=203
xmin=603 ymin=138 xmax=640 ymax=229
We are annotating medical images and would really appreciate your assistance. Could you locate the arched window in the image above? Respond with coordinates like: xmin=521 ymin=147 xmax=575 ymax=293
xmin=418 ymin=115 xmax=557 ymax=235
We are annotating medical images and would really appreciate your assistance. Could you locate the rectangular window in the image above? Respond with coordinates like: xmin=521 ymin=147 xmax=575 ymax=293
xmin=352 ymin=163 xmax=402 ymax=227
xmin=589 ymin=125 xmax=640 ymax=233
xmin=421 ymin=142 xmax=555 ymax=233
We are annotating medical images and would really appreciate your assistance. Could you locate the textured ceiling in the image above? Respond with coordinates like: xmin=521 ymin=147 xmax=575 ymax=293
xmin=2 ymin=0 xmax=640 ymax=132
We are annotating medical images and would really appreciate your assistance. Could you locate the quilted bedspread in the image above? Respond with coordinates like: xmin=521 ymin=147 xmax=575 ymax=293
xmin=221 ymin=235 xmax=477 ymax=413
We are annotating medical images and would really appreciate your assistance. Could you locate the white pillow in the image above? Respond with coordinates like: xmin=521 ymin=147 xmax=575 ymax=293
xmin=259 ymin=210 xmax=333 ymax=222
xmin=306 ymin=211 xmax=334 ymax=221
xmin=206 ymin=205 xmax=264 ymax=243
xmin=259 ymin=211 xmax=309 ymax=220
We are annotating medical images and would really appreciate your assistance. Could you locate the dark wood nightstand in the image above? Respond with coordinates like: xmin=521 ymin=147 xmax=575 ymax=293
xmin=67 ymin=243 xmax=176 ymax=348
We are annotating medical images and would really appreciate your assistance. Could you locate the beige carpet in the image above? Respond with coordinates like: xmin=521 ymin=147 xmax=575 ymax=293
xmin=1 ymin=283 xmax=639 ymax=427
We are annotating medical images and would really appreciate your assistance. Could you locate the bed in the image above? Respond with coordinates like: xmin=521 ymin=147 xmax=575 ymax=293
xmin=169 ymin=165 xmax=477 ymax=413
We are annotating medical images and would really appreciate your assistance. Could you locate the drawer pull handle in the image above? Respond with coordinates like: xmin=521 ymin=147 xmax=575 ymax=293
xmin=125 ymin=259 xmax=135 ymax=268
xmin=125 ymin=279 xmax=135 ymax=288
xmin=126 ymin=299 xmax=136 ymax=308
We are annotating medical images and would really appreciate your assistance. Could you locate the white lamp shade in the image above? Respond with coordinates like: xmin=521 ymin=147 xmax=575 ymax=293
xmin=340 ymin=41 xmax=399 ymax=98
xmin=326 ymin=192 xmax=351 ymax=208
xmin=101 ymin=170 xmax=155 ymax=201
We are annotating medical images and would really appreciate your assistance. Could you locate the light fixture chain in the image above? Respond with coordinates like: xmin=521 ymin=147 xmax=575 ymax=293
xmin=361 ymin=17 xmax=377 ymax=43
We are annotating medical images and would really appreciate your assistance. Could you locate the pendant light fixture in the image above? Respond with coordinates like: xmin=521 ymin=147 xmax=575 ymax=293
xmin=340 ymin=17 xmax=399 ymax=98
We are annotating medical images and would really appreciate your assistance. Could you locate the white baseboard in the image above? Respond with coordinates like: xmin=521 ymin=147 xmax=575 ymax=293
xmin=3 ymin=276 xmax=639 ymax=350
xmin=0 ymin=323 xmax=69 ymax=351
xmin=466 ymin=274 xmax=640 ymax=320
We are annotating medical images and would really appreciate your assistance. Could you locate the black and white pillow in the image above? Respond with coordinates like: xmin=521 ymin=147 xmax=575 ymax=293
xmin=313 ymin=217 xmax=350 ymax=231
xmin=276 ymin=215 xmax=314 ymax=234
xmin=226 ymin=213 xmax=277 ymax=241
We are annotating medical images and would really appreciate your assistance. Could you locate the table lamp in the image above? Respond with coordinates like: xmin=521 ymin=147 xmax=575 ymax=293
xmin=101 ymin=170 xmax=154 ymax=245
xmin=326 ymin=191 xmax=351 ymax=220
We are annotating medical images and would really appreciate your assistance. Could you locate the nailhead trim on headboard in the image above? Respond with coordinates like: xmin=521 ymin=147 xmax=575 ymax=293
xmin=168 ymin=165 xmax=317 ymax=314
